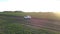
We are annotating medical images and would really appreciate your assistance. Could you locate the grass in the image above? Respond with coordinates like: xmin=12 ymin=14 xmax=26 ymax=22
xmin=0 ymin=12 xmax=60 ymax=34
xmin=0 ymin=12 xmax=26 ymax=16
xmin=0 ymin=22 xmax=60 ymax=34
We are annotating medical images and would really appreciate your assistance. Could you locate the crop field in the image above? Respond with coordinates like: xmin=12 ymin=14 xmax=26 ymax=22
xmin=0 ymin=11 xmax=60 ymax=34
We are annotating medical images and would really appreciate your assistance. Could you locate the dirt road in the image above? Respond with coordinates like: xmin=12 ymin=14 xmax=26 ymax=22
xmin=29 ymin=17 xmax=60 ymax=31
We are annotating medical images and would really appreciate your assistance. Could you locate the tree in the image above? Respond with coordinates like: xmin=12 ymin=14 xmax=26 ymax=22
xmin=14 ymin=11 xmax=23 ymax=13
xmin=3 ymin=11 xmax=13 ymax=13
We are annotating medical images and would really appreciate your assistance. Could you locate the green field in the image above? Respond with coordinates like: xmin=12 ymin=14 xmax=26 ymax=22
xmin=0 ymin=11 xmax=60 ymax=34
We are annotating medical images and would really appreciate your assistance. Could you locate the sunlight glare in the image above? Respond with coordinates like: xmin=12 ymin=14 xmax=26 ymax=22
xmin=53 ymin=11 xmax=60 ymax=18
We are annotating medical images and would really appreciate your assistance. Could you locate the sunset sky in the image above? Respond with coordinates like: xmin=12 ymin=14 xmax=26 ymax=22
xmin=0 ymin=0 xmax=60 ymax=12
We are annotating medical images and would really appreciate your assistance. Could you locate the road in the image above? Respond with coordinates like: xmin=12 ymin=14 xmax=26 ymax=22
xmin=29 ymin=17 xmax=60 ymax=31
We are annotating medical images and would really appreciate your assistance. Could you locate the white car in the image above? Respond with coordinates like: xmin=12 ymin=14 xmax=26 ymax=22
xmin=24 ymin=15 xmax=31 ymax=20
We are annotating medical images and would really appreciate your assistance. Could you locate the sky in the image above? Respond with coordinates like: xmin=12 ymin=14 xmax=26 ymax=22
xmin=0 ymin=0 xmax=60 ymax=12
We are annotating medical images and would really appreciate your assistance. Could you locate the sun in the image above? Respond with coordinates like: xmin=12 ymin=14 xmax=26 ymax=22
xmin=53 ymin=11 xmax=60 ymax=18
xmin=53 ymin=11 xmax=60 ymax=14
